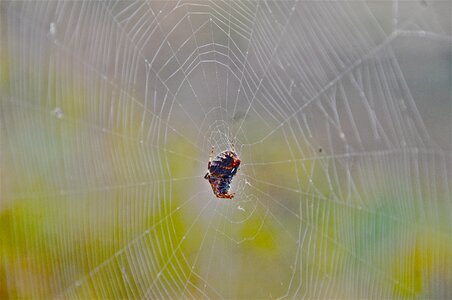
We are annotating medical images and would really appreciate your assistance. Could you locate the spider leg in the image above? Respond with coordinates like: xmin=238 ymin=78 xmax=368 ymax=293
xmin=217 ymin=192 xmax=234 ymax=199
xmin=231 ymin=143 xmax=235 ymax=152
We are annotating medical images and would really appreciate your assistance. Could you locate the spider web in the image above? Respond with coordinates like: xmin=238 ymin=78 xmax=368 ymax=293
xmin=1 ymin=0 xmax=451 ymax=298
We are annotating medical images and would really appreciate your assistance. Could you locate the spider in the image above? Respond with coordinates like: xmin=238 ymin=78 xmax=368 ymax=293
xmin=204 ymin=145 xmax=241 ymax=199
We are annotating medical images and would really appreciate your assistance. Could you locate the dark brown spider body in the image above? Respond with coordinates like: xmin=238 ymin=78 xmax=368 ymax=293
xmin=204 ymin=148 xmax=240 ymax=199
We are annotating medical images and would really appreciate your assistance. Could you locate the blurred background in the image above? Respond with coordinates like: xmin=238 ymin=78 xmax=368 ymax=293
xmin=0 ymin=1 xmax=451 ymax=299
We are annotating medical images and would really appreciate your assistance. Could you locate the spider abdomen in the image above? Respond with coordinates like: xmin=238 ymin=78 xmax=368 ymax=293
xmin=205 ymin=149 xmax=240 ymax=199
